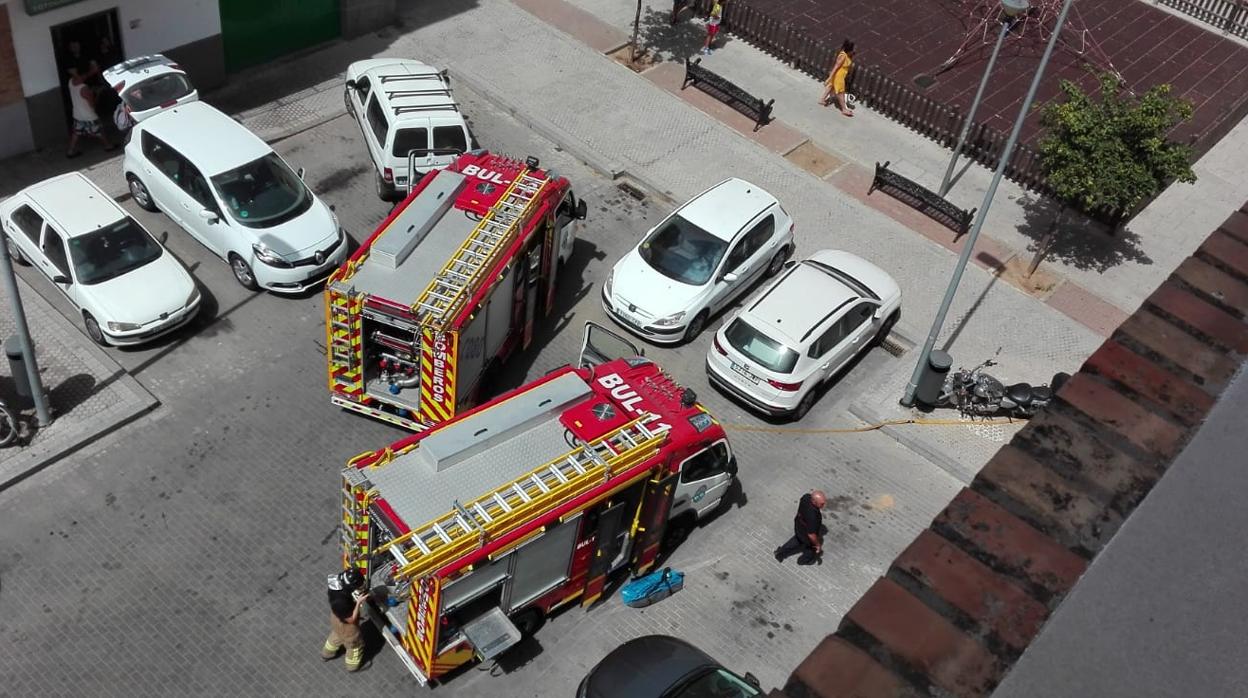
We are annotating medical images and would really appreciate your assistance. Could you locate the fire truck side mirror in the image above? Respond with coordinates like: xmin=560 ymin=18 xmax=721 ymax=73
xmin=726 ymin=457 xmax=738 ymax=476
xmin=574 ymin=199 xmax=588 ymax=220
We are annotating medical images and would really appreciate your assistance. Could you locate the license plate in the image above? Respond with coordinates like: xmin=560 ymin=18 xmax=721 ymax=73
xmin=730 ymin=362 xmax=758 ymax=383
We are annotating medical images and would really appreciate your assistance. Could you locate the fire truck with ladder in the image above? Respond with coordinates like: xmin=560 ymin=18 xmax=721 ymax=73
xmin=325 ymin=150 xmax=588 ymax=431
xmin=339 ymin=325 xmax=739 ymax=685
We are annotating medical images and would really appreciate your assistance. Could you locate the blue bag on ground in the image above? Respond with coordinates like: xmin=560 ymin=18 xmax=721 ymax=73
xmin=621 ymin=567 xmax=684 ymax=608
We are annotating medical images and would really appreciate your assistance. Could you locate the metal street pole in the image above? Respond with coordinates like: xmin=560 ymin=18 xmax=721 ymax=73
xmin=0 ymin=240 xmax=52 ymax=427
xmin=938 ymin=18 xmax=1013 ymax=198
xmin=902 ymin=0 xmax=1075 ymax=407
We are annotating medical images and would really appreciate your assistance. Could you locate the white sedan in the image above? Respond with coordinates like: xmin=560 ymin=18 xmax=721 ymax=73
xmin=601 ymin=178 xmax=794 ymax=344
xmin=1 ymin=173 xmax=200 ymax=346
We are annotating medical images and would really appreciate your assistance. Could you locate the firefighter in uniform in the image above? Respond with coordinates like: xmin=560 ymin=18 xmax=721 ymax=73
xmin=322 ymin=569 xmax=368 ymax=671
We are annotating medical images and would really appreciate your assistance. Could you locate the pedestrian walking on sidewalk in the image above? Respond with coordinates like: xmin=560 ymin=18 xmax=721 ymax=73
xmin=65 ymin=68 xmax=114 ymax=159
xmin=322 ymin=568 xmax=369 ymax=672
xmin=819 ymin=40 xmax=855 ymax=117
xmin=774 ymin=490 xmax=826 ymax=565
xmin=701 ymin=0 xmax=723 ymax=55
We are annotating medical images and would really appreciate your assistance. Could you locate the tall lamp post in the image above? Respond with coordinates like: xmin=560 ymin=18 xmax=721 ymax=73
xmin=938 ymin=0 xmax=1031 ymax=198
xmin=901 ymin=0 xmax=1076 ymax=408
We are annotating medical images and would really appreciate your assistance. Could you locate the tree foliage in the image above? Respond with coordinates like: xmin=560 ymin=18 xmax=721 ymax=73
xmin=1038 ymin=72 xmax=1196 ymax=215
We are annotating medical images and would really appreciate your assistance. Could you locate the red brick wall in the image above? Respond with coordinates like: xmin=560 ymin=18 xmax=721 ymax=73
xmin=777 ymin=201 xmax=1248 ymax=697
xmin=0 ymin=5 xmax=23 ymax=108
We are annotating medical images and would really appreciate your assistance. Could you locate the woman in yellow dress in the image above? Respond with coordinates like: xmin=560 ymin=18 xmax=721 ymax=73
xmin=819 ymin=40 xmax=855 ymax=117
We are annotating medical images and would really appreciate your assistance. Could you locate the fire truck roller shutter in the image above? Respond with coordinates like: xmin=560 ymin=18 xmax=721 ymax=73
xmin=483 ymin=261 xmax=515 ymax=361
xmin=456 ymin=304 xmax=488 ymax=409
xmin=442 ymin=554 xmax=510 ymax=615
xmin=504 ymin=513 xmax=581 ymax=612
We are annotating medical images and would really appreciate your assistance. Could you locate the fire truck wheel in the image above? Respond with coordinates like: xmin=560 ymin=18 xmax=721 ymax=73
xmin=510 ymin=608 xmax=545 ymax=639
xmin=662 ymin=514 xmax=694 ymax=552
xmin=229 ymin=254 xmax=260 ymax=291
xmin=683 ymin=311 xmax=708 ymax=343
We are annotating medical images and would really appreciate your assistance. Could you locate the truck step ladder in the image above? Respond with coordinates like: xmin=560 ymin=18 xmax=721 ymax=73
xmin=378 ymin=414 xmax=669 ymax=581
xmin=327 ymin=283 xmax=365 ymax=396
xmin=411 ymin=169 xmax=549 ymax=328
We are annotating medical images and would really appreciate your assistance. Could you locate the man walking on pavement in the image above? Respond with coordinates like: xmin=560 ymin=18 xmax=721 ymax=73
xmin=774 ymin=490 xmax=826 ymax=565
xmin=322 ymin=568 xmax=369 ymax=672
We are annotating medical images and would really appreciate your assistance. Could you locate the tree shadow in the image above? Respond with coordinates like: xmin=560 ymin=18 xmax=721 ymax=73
xmin=1016 ymin=194 xmax=1152 ymax=273
xmin=638 ymin=6 xmax=727 ymax=63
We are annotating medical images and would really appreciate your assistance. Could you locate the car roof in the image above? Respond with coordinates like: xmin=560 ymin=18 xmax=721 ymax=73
xmin=359 ymin=59 xmax=460 ymax=120
xmin=137 ymin=101 xmax=272 ymax=176
xmin=13 ymin=173 xmax=124 ymax=237
xmin=102 ymin=54 xmax=184 ymax=85
xmin=741 ymin=250 xmax=899 ymax=346
xmin=582 ymin=635 xmax=717 ymax=698
xmin=677 ymin=179 xmax=778 ymax=241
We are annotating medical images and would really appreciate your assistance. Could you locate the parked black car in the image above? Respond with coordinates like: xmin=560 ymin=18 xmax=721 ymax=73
xmin=577 ymin=635 xmax=762 ymax=698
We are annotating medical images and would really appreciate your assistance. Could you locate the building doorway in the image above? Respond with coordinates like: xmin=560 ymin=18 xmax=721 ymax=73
xmin=49 ymin=9 xmax=123 ymax=137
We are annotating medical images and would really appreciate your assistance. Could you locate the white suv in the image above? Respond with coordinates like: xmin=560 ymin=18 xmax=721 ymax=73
xmin=344 ymin=59 xmax=473 ymax=202
xmin=122 ymin=101 xmax=347 ymax=293
xmin=706 ymin=250 xmax=901 ymax=419
xmin=602 ymin=178 xmax=794 ymax=344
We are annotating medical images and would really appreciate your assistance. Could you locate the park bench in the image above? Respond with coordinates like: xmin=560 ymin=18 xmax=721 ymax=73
xmin=868 ymin=161 xmax=976 ymax=237
xmin=682 ymin=58 xmax=774 ymax=132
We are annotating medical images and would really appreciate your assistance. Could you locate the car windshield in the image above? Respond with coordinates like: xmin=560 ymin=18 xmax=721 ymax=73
xmin=211 ymin=153 xmax=312 ymax=228
xmin=67 ymin=217 xmax=163 ymax=285
xmin=638 ymin=214 xmax=726 ymax=286
xmin=725 ymin=318 xmax=798 ymax=374
xmin=672 ymin=668 xmax=761 ymax=698
xmin=124 ymin=73 xmax=193 ymax=112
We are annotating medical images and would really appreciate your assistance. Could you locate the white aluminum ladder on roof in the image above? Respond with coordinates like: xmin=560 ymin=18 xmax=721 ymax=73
xmin=410 ymin=168 xmax=548 ymax=328
xmin=377 ymin=413 xmax=669 ymax=582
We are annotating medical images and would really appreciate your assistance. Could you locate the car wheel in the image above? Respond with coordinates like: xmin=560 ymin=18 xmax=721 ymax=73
xmin=683 ymin=311 xmax=708 ymax=343
xmin=83 ymin=313 xmax=109 ymax=346
xmin=127 ymin=175 xmax=158 ymax=212
xmin=510 ymin=609 xmax=545 ymax=639
xmin=229 ymin=253 xmax=260 ymax=291
xmin=875 ymin=310 xmax=899 ymax=346
xmin=343 ymin=88 xmax=354 ymax=116
xmin=5 ymin=236 xmax=27 ymax=265
xmin=766 ymin=247 xmax=789 ymax=277
xmin=791 ymin=388 xmax=818 ymax=421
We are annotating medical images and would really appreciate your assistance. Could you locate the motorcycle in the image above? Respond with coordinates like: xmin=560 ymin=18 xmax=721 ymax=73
xmin=935 ymin=359 xmax=1070 ymax=419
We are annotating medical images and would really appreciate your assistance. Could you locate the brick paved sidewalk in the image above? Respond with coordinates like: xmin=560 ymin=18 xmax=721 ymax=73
xmin=0 ymin=277 xmax=157 ymax=489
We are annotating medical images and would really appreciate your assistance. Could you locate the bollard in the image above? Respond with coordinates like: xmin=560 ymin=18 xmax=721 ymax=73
xmin=914 ymin=350 xmax=952 ymax=407
xmin=5 ymin=335 xmax=31 ymax=403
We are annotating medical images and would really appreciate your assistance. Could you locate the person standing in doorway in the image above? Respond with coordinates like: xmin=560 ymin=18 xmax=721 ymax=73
xmin=774 ymin=490 xmax=826 ymax=565
xmin=65 ymin=68 xmax=113 ymax=159
xmin=819 ymin=40 xmax=855 ymax=117
xmin=700 ymin=0 xmax=723 ymax=55
xmin=321 ymin=568 xmax=369 ymax=672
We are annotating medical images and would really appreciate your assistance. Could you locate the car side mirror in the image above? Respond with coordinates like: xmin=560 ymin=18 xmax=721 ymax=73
xmin=574 ymin=199 xmax=588 ymax=220
xmin=52 ymin=274 xmax=71 ymax=285
xmin=297 ymin=167 xmax=306 ymax=180
xmin=158 ymin=231 xmax=169 ymax=244
xmin=873 ymin=306 xmax=885 ymax=319
xmin=743 ymin=673 xmax=760 ymax=689
xmin=720 ymin=272 xmax=739 ymax=284
xmin=199 ymin=209 xmax=219 ymax=224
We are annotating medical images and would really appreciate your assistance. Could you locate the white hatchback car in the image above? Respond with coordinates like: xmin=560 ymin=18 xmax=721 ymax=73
xmin=1 ymin=172 xmax=200 ymax=346
xmin=123 ymin=101 xmax=348 ymax=293
xmin=602 ymin=178 xmax=794 ymax=344
xmin=103 ymin=54 xmax=198 ymax=123
xmin=706 ymin=250 xmax=901 ymax=419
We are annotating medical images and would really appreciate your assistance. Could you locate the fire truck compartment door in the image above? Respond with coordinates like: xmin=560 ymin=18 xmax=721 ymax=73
xmin=633 ymin=472 xmax=678 ymax=575
xmin=505 ymin=515 xmax=580 ymax=611
xmin=462 ymin=606 xmax=522 ymax=661
xmin=588 ymin=500 xmax=628 ymax=582
xmin=579 ymin=321 xmax=643 ymax=368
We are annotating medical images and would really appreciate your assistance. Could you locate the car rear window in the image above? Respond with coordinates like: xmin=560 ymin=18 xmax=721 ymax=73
xmin=392 ymin=127 xmax=428 ymax=158
xmin=124 ymin=73 xmax=193 ymax=112
xmin=725 ymin=318 xmax=798 ymax=374
xmin=432 ymin=126 xmax=467 ymax=155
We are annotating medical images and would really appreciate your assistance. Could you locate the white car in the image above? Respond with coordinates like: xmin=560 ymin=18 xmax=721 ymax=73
xmin=103 ymin=54 xmax=198 ymax=123
xmin=343 ymin=59 xmax=473 ymax=202
xmin=706 ymin=250 xmax=901 ymax=419
xmin=1 ymin=172 xmax=200 ymax=346
xmin=601 ymin=178 xmax=794 ymax=344
xmin=123 ymin=101 xmax=348 ymax=293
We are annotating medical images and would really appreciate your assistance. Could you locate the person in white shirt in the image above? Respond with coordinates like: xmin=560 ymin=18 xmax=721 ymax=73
xmin=65 ymin=67 xmax=114 ymax=159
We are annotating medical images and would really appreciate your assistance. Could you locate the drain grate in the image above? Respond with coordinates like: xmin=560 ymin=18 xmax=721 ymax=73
xmin=880 ymin=334 xmax=909 ymax=358
xmin=616 ymin=182 xmax=647 ymax=202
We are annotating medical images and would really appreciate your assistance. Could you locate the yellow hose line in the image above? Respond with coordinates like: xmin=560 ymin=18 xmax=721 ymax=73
xmin=720 ymin=416 xmax=1022 ymax=434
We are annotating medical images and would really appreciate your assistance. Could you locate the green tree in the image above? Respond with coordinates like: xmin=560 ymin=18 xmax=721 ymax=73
xmin=1029 ymin=72 xmax=1196 ymax=273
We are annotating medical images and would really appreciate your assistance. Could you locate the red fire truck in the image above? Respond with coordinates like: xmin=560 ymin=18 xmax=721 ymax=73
xmin=325 ymin=150 xmax=587 ymax=431
xmin=340 ymin=326 xmax=738 ymax=685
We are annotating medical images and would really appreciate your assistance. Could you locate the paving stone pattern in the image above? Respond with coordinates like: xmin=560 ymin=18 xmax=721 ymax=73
xmin=751 ymin=0 xmax=1248 ymax=152
xmin=775 ymin=201 xmax=1248 ymax=696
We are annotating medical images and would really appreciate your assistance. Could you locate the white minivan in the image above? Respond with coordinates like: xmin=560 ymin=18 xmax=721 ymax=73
xmin=343 ymin=59 xmax=474 ymax=202
xmin=122 ymin=101 xmax=348 ymax=293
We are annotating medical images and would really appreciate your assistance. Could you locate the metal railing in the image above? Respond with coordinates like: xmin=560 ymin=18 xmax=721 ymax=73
xmin=1155 ymin=0 xmax=1248 ymax=39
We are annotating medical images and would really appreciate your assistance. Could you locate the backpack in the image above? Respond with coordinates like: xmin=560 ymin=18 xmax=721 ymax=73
xmin=113 ymin=103 xmax=133 ymax=131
